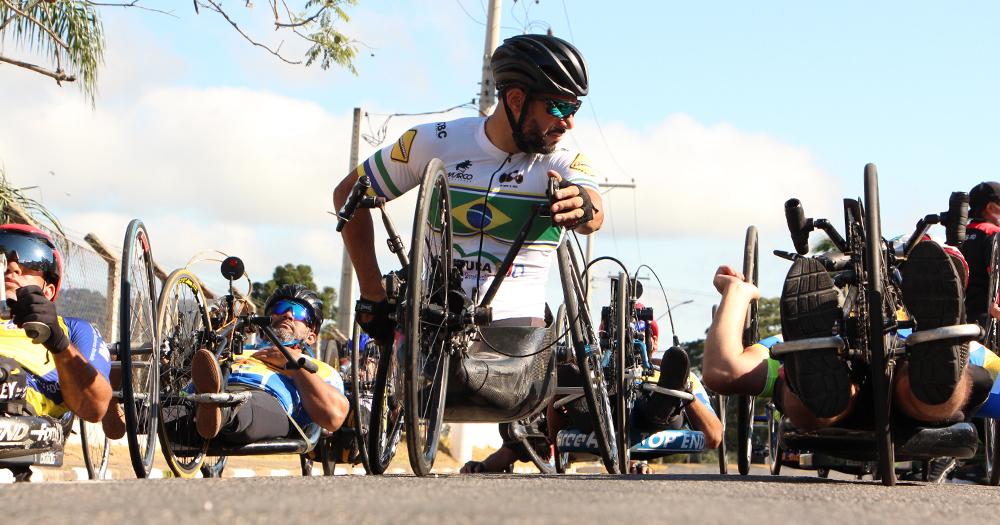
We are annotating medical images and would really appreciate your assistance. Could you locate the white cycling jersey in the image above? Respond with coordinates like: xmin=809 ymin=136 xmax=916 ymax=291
xmin=354 ymin=116 xmax=599 ymax=320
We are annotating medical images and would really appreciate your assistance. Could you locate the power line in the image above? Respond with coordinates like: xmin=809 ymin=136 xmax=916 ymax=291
xmin=362 ymin=102 xmax=478 ymax=147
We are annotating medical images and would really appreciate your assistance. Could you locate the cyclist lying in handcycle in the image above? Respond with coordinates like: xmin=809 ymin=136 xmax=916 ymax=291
xmin=704 ymin=239 xmax=999 ymax=434
xmin=0 ymin=225 xmax=112 ymax=475
xmin=172 ymin=284 xmax=348 ymax=445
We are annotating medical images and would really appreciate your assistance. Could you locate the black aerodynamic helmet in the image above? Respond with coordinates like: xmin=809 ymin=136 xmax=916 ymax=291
xmin=264 ymin=284 xmax=324 ymax=332
xmin=491 ymin=34 xmax=589 ymax=97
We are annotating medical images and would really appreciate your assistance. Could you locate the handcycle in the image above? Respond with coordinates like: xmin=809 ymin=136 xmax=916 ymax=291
xmin=766 ymin=164 xmax=979 ymax=485
xmin=0 ymin=220 xmax=149 ymax=480
xmin=336 ymin=158 xmax=621 ymax=475
xmin=973 ymin=227 xmax=1000 ymax=486
xmin=152 ymin=256 xmax=344 ymax=478
xmin=554 ymin=270 xmax=713 ymax=472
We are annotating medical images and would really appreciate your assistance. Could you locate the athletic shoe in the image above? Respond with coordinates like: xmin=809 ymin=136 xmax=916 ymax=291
xmin=902 ymin=241 xmax=968 ymax=405
xmin=191 ymin=348 xmax=223 ymax=440
xmin=780 ymin=257 xmax=851 ymax=418
xmin=926 ymin=457 xmax=958 ymax=483
xmin=642 ymin=346 xmax=690 ymax=427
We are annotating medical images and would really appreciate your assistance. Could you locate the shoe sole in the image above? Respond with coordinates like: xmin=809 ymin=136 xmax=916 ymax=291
xmin=191 ymin=349 xmax=223 ymax=440
xmin=780 ymin=257 xmax=850 ymax=419
xmin=902 ymin=241 xmax=967 ymax=405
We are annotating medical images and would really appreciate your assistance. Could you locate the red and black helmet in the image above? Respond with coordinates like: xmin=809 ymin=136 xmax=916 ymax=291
xmin=0 ymin=224 xmax=63 ymax=300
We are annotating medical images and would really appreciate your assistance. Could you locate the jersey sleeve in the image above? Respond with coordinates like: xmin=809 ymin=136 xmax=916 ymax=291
xmin=552 ymin=151 xmax=599 ymax=192
xmin=65 ymin=317 xmax=111 ymax=380
xmin=352 ymin=125 xmax=434 ymax=201
xmin=310 ymin=358 xmax=345 ymax=395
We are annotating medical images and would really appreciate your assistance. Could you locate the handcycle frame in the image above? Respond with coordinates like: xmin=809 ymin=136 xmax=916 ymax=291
xmin=767 ymin=164 xmax=978 ymax=485
xmin=337 ymin=159 xmax=621 ymax=475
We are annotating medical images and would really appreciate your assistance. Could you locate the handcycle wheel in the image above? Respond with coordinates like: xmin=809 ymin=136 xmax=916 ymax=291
xmin=155 ymin=268 xmax=211 ymax=478
xmin=350 ymin=322 xmax=373 ymax=473
xmin=737 ymin=225 xmax=759 ymax=476
xmin=613 ymin=272 xmax=632 ymax=474
xmin=712 ymin=393 xmax=728 ymax=474
xmin=985 ymin=234 xmax=1000 ymax=350
xmin=119 ymin=219 xmax=160 ymax=478
xmin=985 ymin=417 xmax=1000 ymax=486
xmin=863 ymin=163 xmax=897 ymax=486
xmin=79 ymin=416 xmax=109 ymax=480
xmin=512 ymin=415 xmax=557 ymax=475
xmin=557 ymin=239 xmax=619 ymax=473
xmin=300 ymin=437 xmax=337 ymax=477
xmin=767 ymin=402 xmax=782 ymax=475
xmin=403 ymin=159 xmax=453 ymax=476
xmin=367 ymin=337 xmax=403 ymax=475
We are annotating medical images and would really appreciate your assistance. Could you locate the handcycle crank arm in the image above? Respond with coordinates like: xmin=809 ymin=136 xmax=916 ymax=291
xmin=641 ymin=383 xmax=695 ymax=401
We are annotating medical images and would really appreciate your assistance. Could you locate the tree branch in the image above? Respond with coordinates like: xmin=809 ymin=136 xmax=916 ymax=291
xmin=0 ymin=0 xmax=71 ymax=50
xmin=0 ymin=53 xmax=76 ymax=83
xmin=83 ymin=1 xmax=178 ymax=18
xmin=274 ymin=0 xmax=325 ymax=28
xmin=196 ymin=0 xmax=301 ymax=64
xmin=0 ymin=0 xmax=45 ymax=33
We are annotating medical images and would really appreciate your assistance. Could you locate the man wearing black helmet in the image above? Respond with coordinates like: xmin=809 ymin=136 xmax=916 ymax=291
xmin=186 ymin=284 xmax=349 ymax=444
xmin=961 ymin=181 xmax=1000 ymax=327
xmin=335 ymin=33 xmax=603 ymax=340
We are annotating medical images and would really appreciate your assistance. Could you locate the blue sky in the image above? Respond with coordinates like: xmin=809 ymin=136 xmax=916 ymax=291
xmin=2 ymin=1 xmax=997 ymax=339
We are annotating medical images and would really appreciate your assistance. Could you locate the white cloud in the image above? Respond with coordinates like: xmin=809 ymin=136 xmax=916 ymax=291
xmin=569 ymin=113 xmax=842 ymax=241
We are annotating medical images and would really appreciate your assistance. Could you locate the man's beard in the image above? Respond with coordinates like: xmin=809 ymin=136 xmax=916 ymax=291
xmin=518 ymin=119 xmax=560 ymax=154
xmin=272 ymin=324 xmax=296 ymax=342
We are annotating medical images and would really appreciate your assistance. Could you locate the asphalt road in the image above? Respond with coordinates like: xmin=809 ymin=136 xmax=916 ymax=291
xmin=2 ymin=467 xmax=997 ymax=525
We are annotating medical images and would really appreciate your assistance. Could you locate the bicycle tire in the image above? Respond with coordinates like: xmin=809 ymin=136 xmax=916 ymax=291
xmin=156 ymin=268 xmax=211 ymax=478
xmin=767 ymin=402 xmax=782 ymax=475
xmin=558 ymin=239 xmax=619 ymax=474
xmin=985 ymin=417 xmax=1000 ymax=486
xmin=367 ymin=338 xmax=403 ymax=475
xmin=403 ymin=159 xmax=453 ymax=476
xmin=119 ymin=219 xmax=160 ymax=478
xmin=985 ymin=235 xmax=1000 ymax=353
xmin=350 ymin=322 xmax=372 ymax=473
xmin=79 ymin=416 xmax=109 ymax=480
xmin=737 ymin=225 xmax=759 ymax=476
xmin=613 ymin=272 xmax=631 ymax=474
xmin=863 ymin=163 xmax=896 ymax=486
xmin=713 ymin=393 xmax=728 ymax=474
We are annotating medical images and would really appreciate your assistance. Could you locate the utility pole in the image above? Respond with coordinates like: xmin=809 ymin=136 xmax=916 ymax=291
xmin=478 ymin=0 xmax=502 ymax=116
xmin=337 ymin=107 xmax=362 ymax=334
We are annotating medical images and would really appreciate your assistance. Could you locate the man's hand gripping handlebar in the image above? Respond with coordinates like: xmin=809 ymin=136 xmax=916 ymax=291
xmin=335 ymin=175 xmax=384 ymax=232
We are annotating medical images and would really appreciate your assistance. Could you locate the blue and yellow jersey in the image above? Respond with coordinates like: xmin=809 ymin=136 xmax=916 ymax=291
xmin=227 ymin=351 xmax=344 ymax=427
xmin=0 ymin=316 xmax=111 ymax=418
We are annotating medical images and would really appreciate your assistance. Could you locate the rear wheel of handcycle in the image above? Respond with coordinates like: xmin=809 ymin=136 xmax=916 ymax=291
xmin=79 ymin=416 xmax=109 ymax=480
xmin=984 ymin=417 xmax=1000 ymax=486
xmin=519 ymin=308 xmax=567 ymax=475
xmin=712 ymin=393 xmax=728 ymax=474
xmin=557 ymin=239 xmax=619 ymax=474
xmin=118 ymin=219 xmax=161 ymax=478
xmin=403 ymin=159 xmax=453 ymax=477
xmin=767 ymin=402 xmax=783 ymax=476
xmin=863 ymin=163 xmax=897 ymax=487
xmin=613 ymin=271 xmax=633 ymax=474
xmin=350 ymin=322 xmax=372 ymax=473
xmin=300 ymin=437 xmax=336 ymax=477
xmin=156 ymin=268 xmax=212 ymax=478
xmin=200 ymin=455 xmax=227 ymax=478
xmin=737 ymin=225 xmax=760 ymax=476
xmin=367 ymin=337 xmax=403 ymax=475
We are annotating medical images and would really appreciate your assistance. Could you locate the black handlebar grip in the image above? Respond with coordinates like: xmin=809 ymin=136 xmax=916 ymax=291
xmin=336 ymin=176 xmax=372 ymax=232
xmin=297 ymin=357 xmax=319 ymax=374
xmin=945 ymin=191 xmax=969 ymax=246
xmin=784 ymin=198 xmax=810 ymax=255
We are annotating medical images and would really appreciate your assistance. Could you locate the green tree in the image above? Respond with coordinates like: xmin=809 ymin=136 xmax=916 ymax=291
xmin=251 ymin=263 xmax=337 ymax=326
xmin=0 ymin=0 xmax=362 ymax=103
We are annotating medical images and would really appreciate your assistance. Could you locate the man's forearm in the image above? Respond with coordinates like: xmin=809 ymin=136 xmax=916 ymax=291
xmin=53 ymin=345 xmax=111 ymax=422
xmin=334 ymin=178 xmax=386 ymax=300
xmin=292 ymin=369 xmax=349 ymax=432
xmin=684 ymin=399 xmax=723 ymax=449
